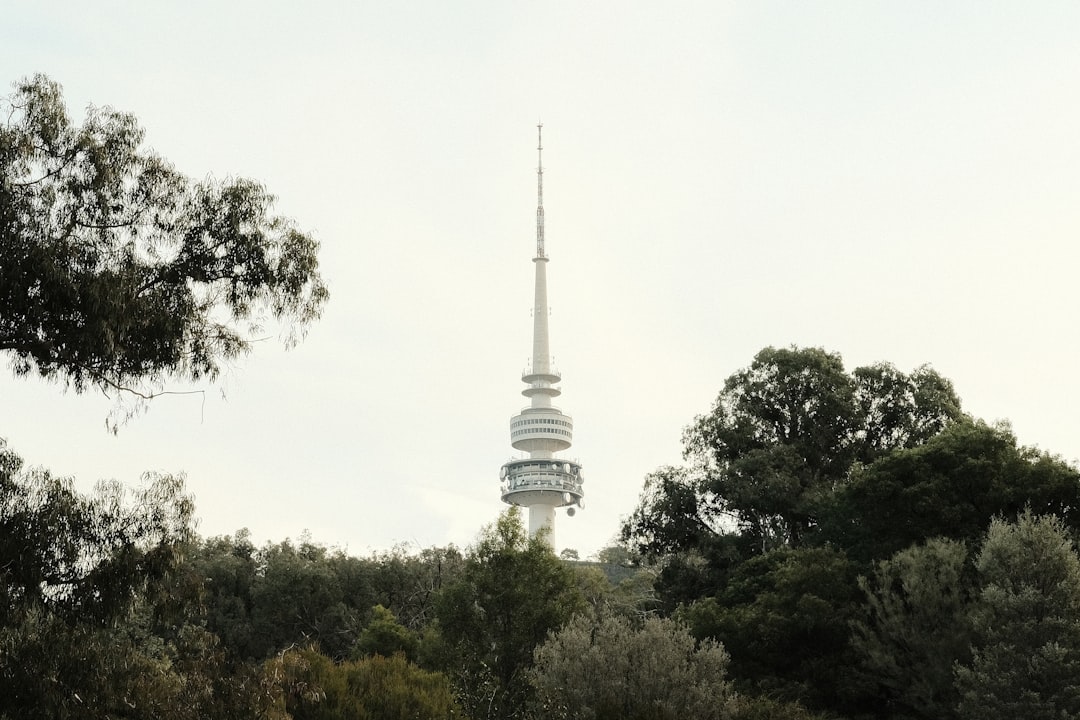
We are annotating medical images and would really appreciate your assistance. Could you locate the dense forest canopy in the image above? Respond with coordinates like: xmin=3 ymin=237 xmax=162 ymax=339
xmin=5 ymin=343 xmax=1078 ymax=719
xmin=4 ymin=76 xmax=1080 ymax=719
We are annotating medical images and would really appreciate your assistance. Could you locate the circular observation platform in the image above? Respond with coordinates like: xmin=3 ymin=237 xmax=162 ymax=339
xmin=499 ymin=458 xmax=584 ymax=508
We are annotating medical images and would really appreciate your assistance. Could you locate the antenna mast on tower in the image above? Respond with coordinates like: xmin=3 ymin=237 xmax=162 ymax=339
xmin=536 ymin=123 xmax=545 ymax=258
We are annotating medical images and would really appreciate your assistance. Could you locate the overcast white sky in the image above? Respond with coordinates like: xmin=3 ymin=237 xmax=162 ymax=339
xmin=4 ymin=2 xmax=1080 ymax=558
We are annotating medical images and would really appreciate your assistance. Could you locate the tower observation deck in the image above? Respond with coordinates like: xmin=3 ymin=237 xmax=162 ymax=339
xmin=500 ymin=125 xmax=584 ymax=539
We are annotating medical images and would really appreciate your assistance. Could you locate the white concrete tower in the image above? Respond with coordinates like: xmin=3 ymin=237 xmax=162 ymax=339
xmin=500 ymin=125 xmax=585 ymax=539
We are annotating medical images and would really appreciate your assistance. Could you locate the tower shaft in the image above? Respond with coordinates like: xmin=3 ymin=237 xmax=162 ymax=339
xmin=531 ymin=255 xmax=552 ymax=385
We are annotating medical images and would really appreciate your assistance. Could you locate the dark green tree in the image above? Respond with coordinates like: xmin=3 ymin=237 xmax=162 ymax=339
xmin=621 ymin=347 xmax=963 ymax=618
xmin=0 ymin=611 xmax=270 ymax=720
xmin=621 ymin=465 xmax=726 ymax=559
xmin=727 ymin=697 xmax=832 ymax=720
xmin=850 ymin=538 xmax=973 ymax=720
xmin=956 ymin=511 xmax=1080 ymax=720
xmin=620 ymin=466 xmax=750 ymax=611
xmin=0 ymin=439 xmax=193 ymax=630
xmin=186 ymin=531 xmax=260 ymax=660
xmin=680 ymin=545 xmax=863 ymax=712
xmin=0 ymin=72 xmax=331 ymax=717
xmin=369 ymin=544 xmax=464 ymax=631
xmin=680 ymin=347 xmax=961 ymax=549
xmin=822 ymin=420 xmax=1080 ymax=563
xmin=352 ymin=604 xmax=419 ymax=661
xmin=852 ymin=362 xmax=962 ymax=458
xmin=0 ymin=441 xmax=271 ymax=719
xmin=248 ymin=539 xmax=365 ymax=661
xmin=0 ymin=74 xmax=327 ymax=415
xmin=189 ymin=535 xmax=465 ymax=665
xmin=434 ymin=508 xmax=584 ymax=720
xmin=188 ymin=533 xmax=387 ymax=663
xmin=683 ymin=347 xmax=859 ymax=548
xmin=595 ymin=544 xmax=637 ymax=566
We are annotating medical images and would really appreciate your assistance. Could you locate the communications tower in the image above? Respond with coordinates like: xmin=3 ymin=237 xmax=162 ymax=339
xmin=499 ymin=125 xmax=585 ymax=539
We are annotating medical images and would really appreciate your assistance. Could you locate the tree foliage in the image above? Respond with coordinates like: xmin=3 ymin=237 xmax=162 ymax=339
xmin=188 ymin=533 xmax=467 ymax=665
xmin=681 ymin=546 xmax=862 ymax=711
xmin=852 ymin=362 xmax=962 ymax=457
xmin=0 ymin=614 xmax=270 ymax=720
xmin=851 ymin=538 xmax=973 ymax=720
xmin=352 ymin=604 xmax=419 ymax=662
xmin=616 ymin=345 xmax=1080 ymax=716
xmin=640 ymin=346 xmax=963 ymax=553
xmin=532 ymin=611 xmax=737 ymax=720
xmin=0 ymin=441 xmax=273 ymax=719
xmin=268 ymin=648 xmax=464 ymax=720
xmin=0 ymin=74 xmax=327 ymax=409
xmin=621 ymin=465 xmax=727 ymax=559
xmin=435 ymin=508 xmax=584 ymax=720
xmin=369 ymin=544 xmax=465 ymax=631
xmin=0 ymin=439 xmax=193 ymax=628
xmin=189 ymin=534 xmax=370 ymax=662
xmin=823 ymin=421 xmax=1080 ymax=562
xmin=956 ymin=511 xmax=1080 ymax=720
xmin=683 ymin=347 xmax=860 ymax=547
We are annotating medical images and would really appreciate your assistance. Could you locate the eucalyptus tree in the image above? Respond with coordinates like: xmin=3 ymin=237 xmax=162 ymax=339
xmin=0 ymin=74 xmax=327 ymax=421
xmin=0 ymin=440 xmax=233 ymax=719
xmin=679 ymin=346 xmax=961 ymax=549
xmin=0 ymin=71 xmax=328 ymax=717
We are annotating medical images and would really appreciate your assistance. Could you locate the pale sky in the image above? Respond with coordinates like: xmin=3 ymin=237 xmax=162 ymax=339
xmin=3 ymin=2 xmax=1080 ymax=558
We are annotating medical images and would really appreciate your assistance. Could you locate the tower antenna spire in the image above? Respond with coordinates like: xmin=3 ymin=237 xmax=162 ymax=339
xmin=536 ymin=122 xmax=545 ymax=258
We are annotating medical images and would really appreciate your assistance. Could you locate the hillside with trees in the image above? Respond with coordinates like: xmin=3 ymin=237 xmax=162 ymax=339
xmin=5 ymin=76 xmax=1080 ymax=719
